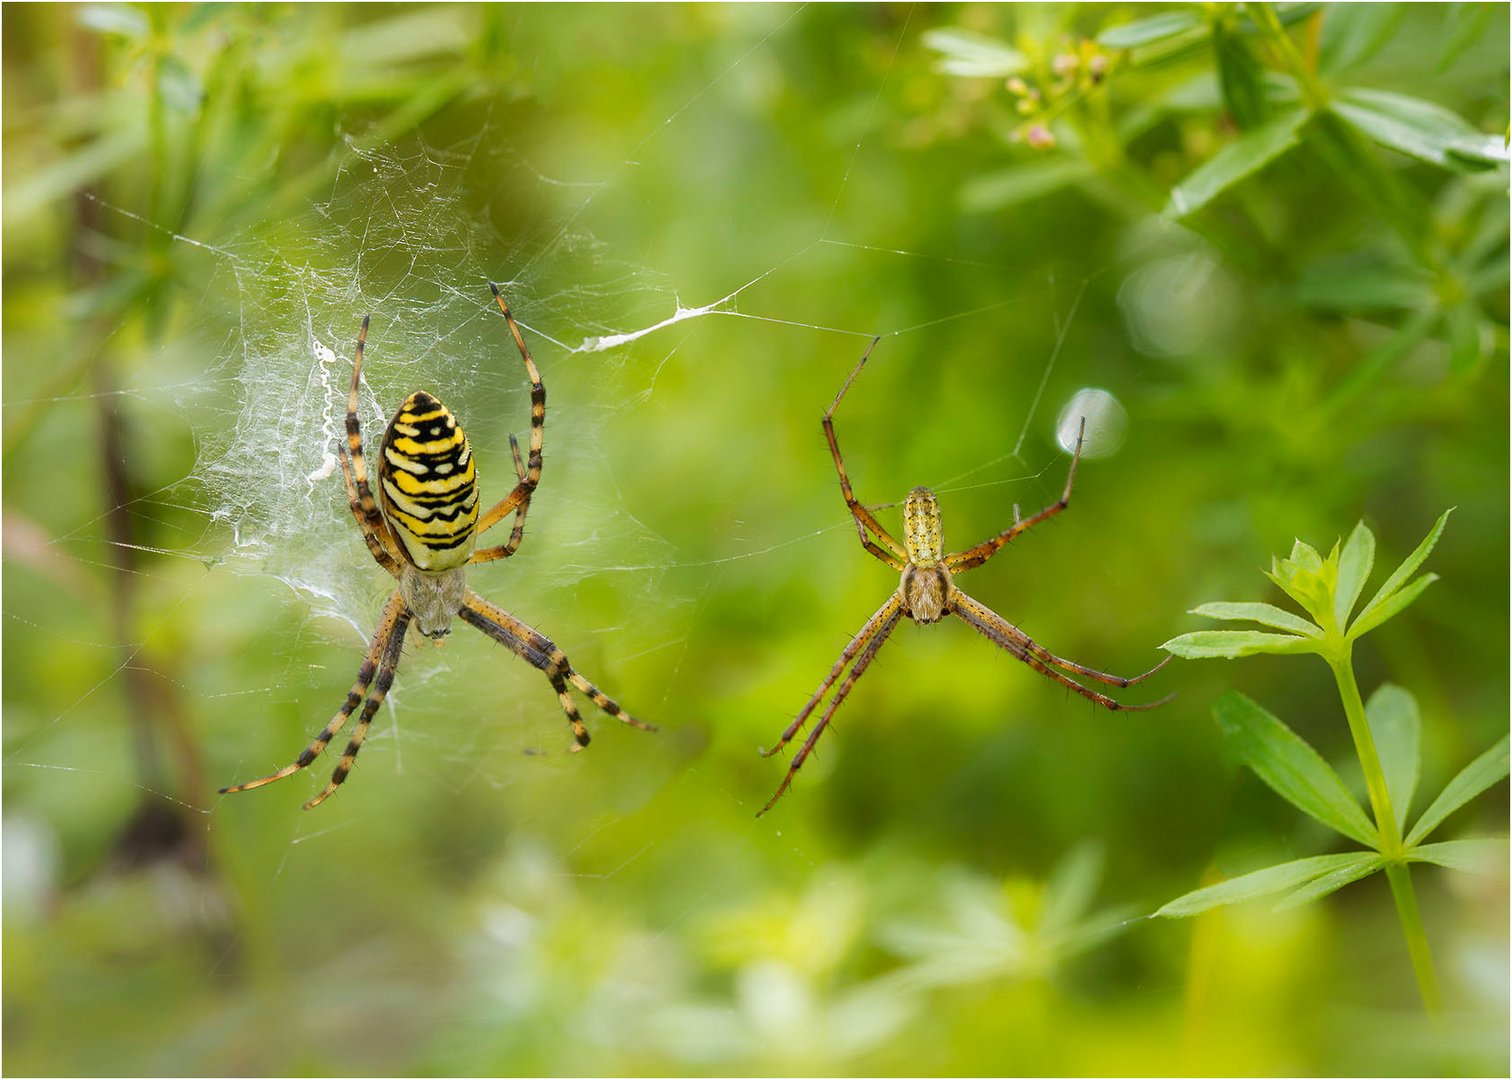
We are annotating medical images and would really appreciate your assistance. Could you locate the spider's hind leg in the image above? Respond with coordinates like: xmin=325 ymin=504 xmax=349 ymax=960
xmin=459 ymin=590 xmax=655 ymax=748
xmin=219 ymin=590 xmax=408 ymax=799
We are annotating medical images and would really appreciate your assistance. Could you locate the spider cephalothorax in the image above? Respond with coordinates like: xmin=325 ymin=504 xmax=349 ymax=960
xmin=757 ymin=339 xmax=1171 ymax=816
xmin=220 ymin=284 xmax=653 ymax=809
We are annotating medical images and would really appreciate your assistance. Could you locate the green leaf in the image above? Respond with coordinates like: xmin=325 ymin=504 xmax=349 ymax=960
xmin=1190 ymin=601 xmax=1322 ymax=637
xmin=1273 ymin=852 xmax=1384 ymax=909
xmin=1213 ymin=21 xmax=1268 ymax=128
xmin=1438 ymin=3 xmax=1496 ymax=72
xmin=1215 ymin=692 xmax=1380 ymax=848
xmin=1162 ymin=630 xmax=1320 ymax=659
xmin=1331 ymin=88 xmax=1503 ymax=172
xmin=1165 ymin=108 xmax=1310 ymax=218
xmin=1316 ymin=3 xmax=1404 ymax=75
xmin=1040 ymin=843 xmax=1103 ymax=938
xmin=1332 ymin=522 xmax=1375 ymax=629
xmin=1099 ymin=11 xmax=1206 ymax=50
xmin=1446 ymin=301 xmax=1488 ymax=374
xmin=159 ymin=55 xmax=205 ymax=114
xmin=1156 ymin=852 xmax=1370 ymax=917
xmin=76 ymin=3 xmax=148 ymax=38
xmin=922 ymin=28 xmax=1027 ymax=77
xmin=1365 ymin=685 xmax=1420 ymax=835
xmin=1291 ymin=257 xmax=1435 ymax=314
xmin=1408 ymin=838 xmax=1508 ymax=875
xmin=1406 ymin=735 xmax=1511 ymax=846
xmin=1350 ymin=509 xmax=1452 ymax=637
xmin=1323 ymin=308 xmax=1440 ymax=415
xmin=1349 ymin=573 xmax=1439 ymax=640
xmin=960 ymin=160 xmax=1093 ymax=213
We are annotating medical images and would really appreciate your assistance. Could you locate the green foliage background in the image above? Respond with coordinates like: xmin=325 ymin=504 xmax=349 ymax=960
xmin=3 ymin=4 xmax=1507 ymax=1075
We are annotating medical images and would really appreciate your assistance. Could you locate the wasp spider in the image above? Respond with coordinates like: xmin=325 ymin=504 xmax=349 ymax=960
xmin=758 ymin=339 xmax=1171 ymax=816
xmin=221 ymin=284 xmax=653 ymax=809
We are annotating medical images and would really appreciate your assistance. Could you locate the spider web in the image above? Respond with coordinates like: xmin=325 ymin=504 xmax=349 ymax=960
xmin=3 ymin=9 xmax=1185 ymax=1069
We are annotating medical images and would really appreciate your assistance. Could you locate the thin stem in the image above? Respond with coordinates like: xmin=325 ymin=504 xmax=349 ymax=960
xmin=1385 ymin=862 xmax=1444 ymax=1017
xmin=1329 ymin=651 xmax=1442 ymax=1016
xmin=1329 ymin=652 xmax=1401 ymax=852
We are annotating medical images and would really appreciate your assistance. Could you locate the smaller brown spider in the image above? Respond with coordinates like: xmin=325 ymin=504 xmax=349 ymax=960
xmin=758 ymin=339 xmax=1172 ymax=816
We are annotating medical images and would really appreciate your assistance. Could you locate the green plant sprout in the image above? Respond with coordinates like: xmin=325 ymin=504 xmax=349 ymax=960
xmin=1157 ymin=509 xmax=1509 ymax=1016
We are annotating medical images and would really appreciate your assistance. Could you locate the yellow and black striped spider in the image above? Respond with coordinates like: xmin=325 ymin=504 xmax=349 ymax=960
xmin=221 ymin=284 xmax=653 ymax=809
xmin=757 ymin=339 xmax=1171 ymax=816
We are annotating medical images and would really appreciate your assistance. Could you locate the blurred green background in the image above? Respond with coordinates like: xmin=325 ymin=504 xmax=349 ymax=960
xmin=3 ymin=3 xmax=1507 ymax=1075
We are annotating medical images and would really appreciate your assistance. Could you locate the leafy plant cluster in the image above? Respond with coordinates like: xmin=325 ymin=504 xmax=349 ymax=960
xmin=1162 ymin=510 xmax=1509 ymax=1012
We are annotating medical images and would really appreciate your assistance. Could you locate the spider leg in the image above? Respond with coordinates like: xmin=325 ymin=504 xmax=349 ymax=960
xmin=304 ymin=604 xmax=414 ymax=809
xmin=951 ymin=589 xmax=1173 ymax=710
xmin=470 ymin=433 xmax=532 ymax=565
xmin=471 ymin=284 xmax=545 ymax=559
xmin=758 ymin=599 xmax=904 ymax=816
xmin=825 ymin=337 xmax=908 ymax=569
xmin=344 ymin=316 xmax=407 ymax=576
xmin=946 ymin=417 xmax=1085 ymax=574
xmin=220 ymin=590 xmax=408 ymax=796
xmin=458 ymin=590 xmax=655 ymax=747
xmin=760 ymin=594 xmax=904 ymax=759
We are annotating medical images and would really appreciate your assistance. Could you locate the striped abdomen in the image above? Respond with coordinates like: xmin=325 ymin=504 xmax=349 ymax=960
xmin=378 ymin=391 xmax=479 ymax=571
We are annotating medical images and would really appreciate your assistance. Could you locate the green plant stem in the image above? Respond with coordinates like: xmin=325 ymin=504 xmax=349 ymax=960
xmin=1330 ymin=653 xmax=1443 ymax=1016
xmin=1329 ymin=654 xmax=1401 ymax=850
xmin=1385 ymin=862 xmax=1444 ymax=1016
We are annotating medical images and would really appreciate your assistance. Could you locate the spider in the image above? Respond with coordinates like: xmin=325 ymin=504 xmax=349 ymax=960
xmin=221 ymin=284 xmax=653 ymax=809
xmin=757 ymin=338 xmax=1172 ymax=816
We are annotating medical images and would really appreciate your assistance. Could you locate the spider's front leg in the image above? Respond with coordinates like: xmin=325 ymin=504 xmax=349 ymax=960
xmin=471 ymin=284 xmax=545 ymax=564
xmin=342 ymin=316 xmax=406 ymax=577
xmin=946 ymin=417 xmax=1086 ymax=574
xmin=824 ymin=337 xmax=908 ymax=570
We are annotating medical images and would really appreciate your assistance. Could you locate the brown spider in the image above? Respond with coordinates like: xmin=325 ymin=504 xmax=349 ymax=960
xmin=757 ymin=338 xmax=1171 ymax=816
xmin=220 ymin=285 xmax=653 ymax=809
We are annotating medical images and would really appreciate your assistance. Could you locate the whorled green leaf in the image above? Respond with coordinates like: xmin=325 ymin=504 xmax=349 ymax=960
xmin=1264 ymin=535 xmax=1336 ymax=626
xmin=921 ymin=28 xmax=1027 ymax=77
xmin=1291 ymin=256 xmax=1435 ymax=314
xmin=1162 ymin=630 xmax=1320 ymax=659
xmin=1408 ymin=838 xmax=1509 ymax=875
xmin=1323 ymin=308 xmax=1440 ymax=415
xmin=1156 ymin=852 xmax=1369 ymax=917
xmin=1099 ymin=10 xmax=1205 ymax=50
xmin=1439 ymin=2 xmax=1496 ymax=72
xmin=960 ymin=160 xmax=1093 ymax=213
xmin=1213 ymin=20 xmax=1268 ymax=129
xmin=1189 ymin=601 xmax=1322 ymax=637
xmin=1214 ymin=692 xmax=1380 ymax=848
xmin=1447 ymin=301 xmax=1488 ymax=374
xmin=1350 ymin=508 xmax=1453 ymax=637
xmin=1406 ymin=734 xmax=1511 ymax=847
xmin=1316 ymin=3 xmax=1404 ymax=75
xmin=77 ymin=3 xmax=149 ymax=37
xmin=1349 ymin=573 xmax=1439 ymax=640
xmin=1273 ymin=852 xmax=1384 ymax=910
xmin=1366 ymin=684 xmax=1421 ymax=835
xmin=1332 ymin=88 xmax=1503 ymax=172
xmin=1447 ymin=133 xmax=1511 ymax=169
xmin=1039 ymin=843 xmax=1103 ymax=939
xmin=1165 ymin=108 xmax=1309 ymax=218
xmin=1333 ymin=522 xmax=1375 ymax=630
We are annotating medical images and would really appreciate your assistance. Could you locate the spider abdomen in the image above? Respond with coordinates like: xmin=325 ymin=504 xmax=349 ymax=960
xmin=903 ymin=486 xmax=944 ymax=566
xmin=902 ymin=564 xmax=951 ymax=623
xmin=378 ymin=391 xmax=480 ymax=571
